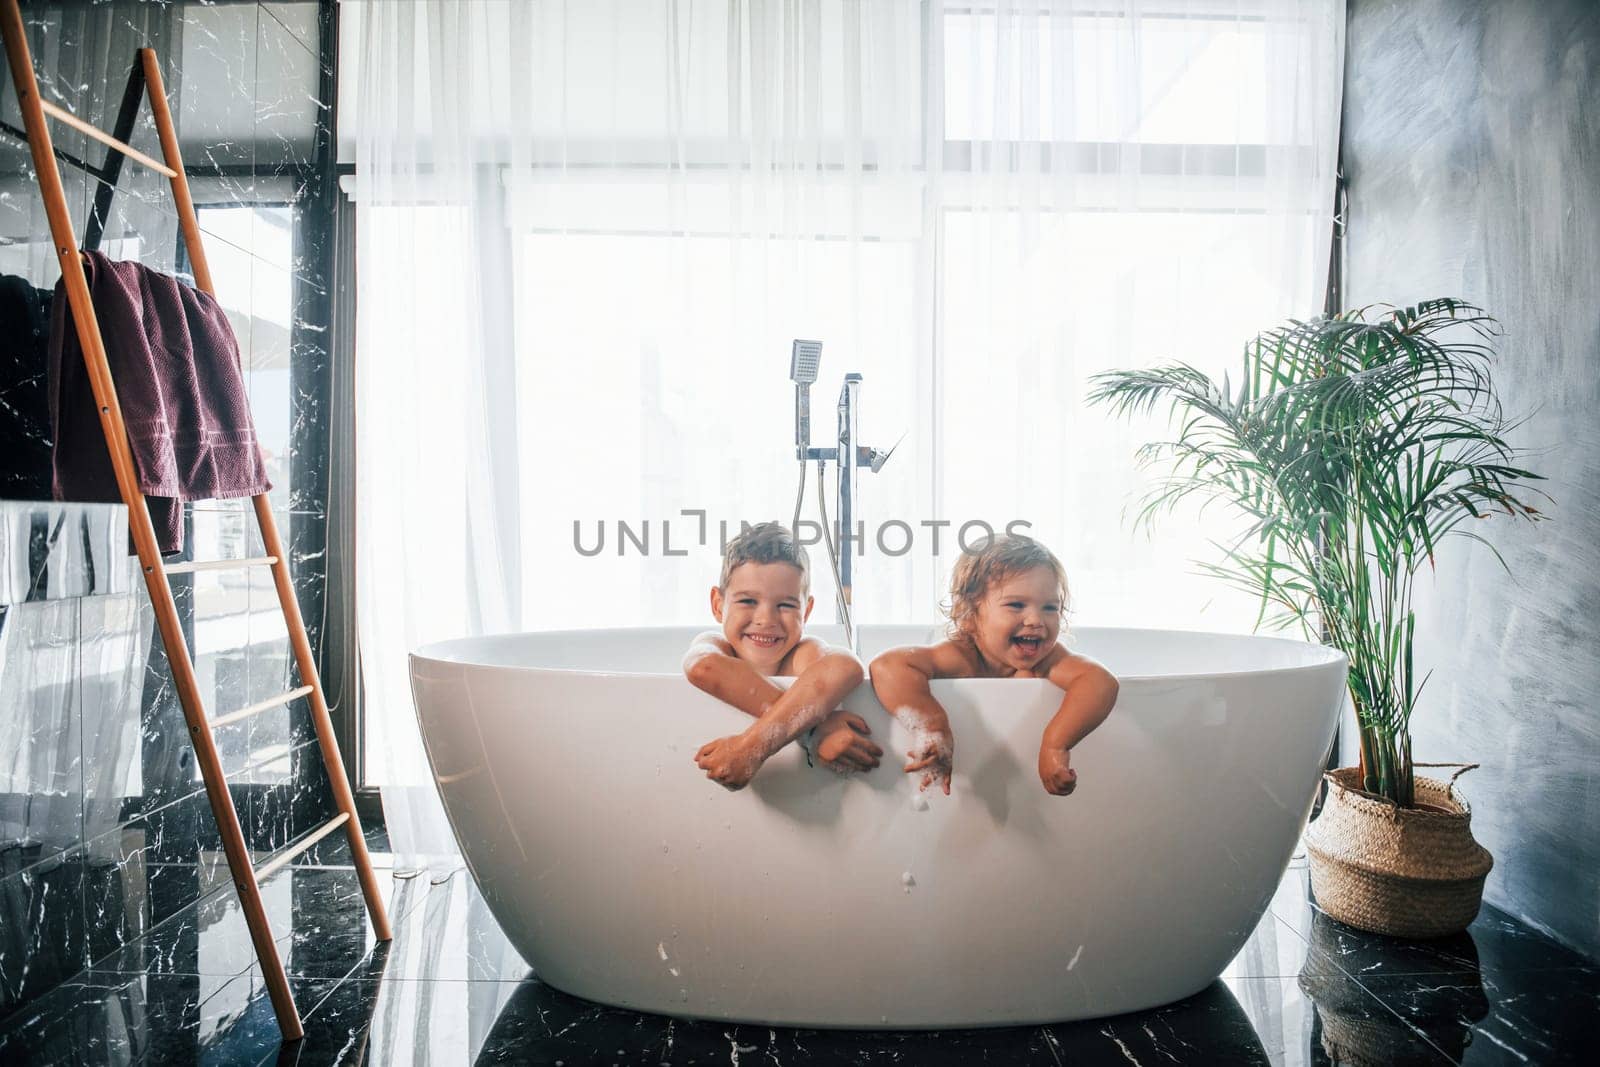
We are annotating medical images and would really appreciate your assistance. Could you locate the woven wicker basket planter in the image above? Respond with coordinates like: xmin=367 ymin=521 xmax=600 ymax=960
xmin=1304 ymin=763 xmax=1493 ymax=938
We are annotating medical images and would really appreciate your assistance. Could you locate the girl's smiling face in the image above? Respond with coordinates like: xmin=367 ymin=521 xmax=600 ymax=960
xmin=963 ymin=565 xmax=1064 ymax=674
xmin=711 ymin=562 xmax=813 ymax=672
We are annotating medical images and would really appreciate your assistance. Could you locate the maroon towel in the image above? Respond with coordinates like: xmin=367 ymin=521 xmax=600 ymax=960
xmin=48 ymin=251 xmax=272 ymax=555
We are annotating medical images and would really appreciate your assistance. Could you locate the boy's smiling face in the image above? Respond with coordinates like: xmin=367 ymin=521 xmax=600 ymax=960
xmin=964 ymin=565 xmax=1063 ymax=674
xmin=711 ymin=562 xmax=813 ymax=673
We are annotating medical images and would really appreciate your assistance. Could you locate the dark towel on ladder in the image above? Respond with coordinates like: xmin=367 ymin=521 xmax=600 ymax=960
xmin=48 ymin=250 xmax=272 ymax=555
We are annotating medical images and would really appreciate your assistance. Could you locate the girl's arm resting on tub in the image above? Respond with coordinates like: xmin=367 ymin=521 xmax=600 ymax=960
xmin=1038 ymin=652 xmax=1119 ymax=750
xmin=1036 ymin=652 xmax=1120 ymax=796
xmin=868 ymin=643 xmax=973 ymax=794
xmin=868 ymin=641 xmax=975 ymax=710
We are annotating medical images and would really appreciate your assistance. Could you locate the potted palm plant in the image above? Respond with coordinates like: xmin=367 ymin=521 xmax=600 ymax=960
xmin=1088 ymin=298 xmax=1545 ymax=937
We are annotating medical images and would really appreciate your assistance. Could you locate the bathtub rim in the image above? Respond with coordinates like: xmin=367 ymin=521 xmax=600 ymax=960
xmin=410 ymin=623 xmax=1348 ymax=685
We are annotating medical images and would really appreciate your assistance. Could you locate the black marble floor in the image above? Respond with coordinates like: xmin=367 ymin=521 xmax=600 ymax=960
xmin=0 ymin=831 xmax=1594 ymax=1065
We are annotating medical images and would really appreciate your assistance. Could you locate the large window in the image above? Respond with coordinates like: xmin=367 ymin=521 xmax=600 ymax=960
xmin=345 ymin=0 xmax=1342 ymax=790
xmin=484 ymin=4 xmax=1329 ymax=630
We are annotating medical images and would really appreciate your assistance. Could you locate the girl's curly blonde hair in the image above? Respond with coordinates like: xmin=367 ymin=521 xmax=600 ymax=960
xmin=944 ymin=533 xmax=1070 ymax=640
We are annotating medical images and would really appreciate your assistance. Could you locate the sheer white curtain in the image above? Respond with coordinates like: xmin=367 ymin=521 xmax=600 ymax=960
xmin=348 ymin=0 xmax=525 ymax=868
xmin=937 ymin=0 xmax=1344 ymax=628
xmin=345 ymin=0 xmax=1343 ymax=866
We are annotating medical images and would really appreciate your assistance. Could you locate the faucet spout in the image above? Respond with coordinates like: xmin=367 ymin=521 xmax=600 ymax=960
xmin=868 ymin=431 xmax=905 ymax=474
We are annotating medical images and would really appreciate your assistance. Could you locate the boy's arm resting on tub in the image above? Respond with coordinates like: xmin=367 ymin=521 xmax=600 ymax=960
xmin=1035 ymin=649 xmax=1120 ymax=796
xmin=787 ymin=641 xmax=881 ymax=773
xmin=734 ymin=638 xmax=865 ymax=762
xmin=682 ymin=632 xmax=785 ymax=718
xmin=691 ymin=638 xmax=867 ymax=790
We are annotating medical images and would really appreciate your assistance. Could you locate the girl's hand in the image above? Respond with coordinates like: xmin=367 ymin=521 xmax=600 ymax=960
xmin=904 ymin=722 xmax=955 ymax=795
xmin=1038 ymin=745 xmax=1077 ymax=796
xmin=811 ymin=709 xmax=883 ymax=774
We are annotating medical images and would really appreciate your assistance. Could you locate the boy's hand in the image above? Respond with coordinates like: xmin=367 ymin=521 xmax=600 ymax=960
xmin=695 ymin=734 xmax=762 ymax=790
xmin=811 ymin=710 xmax=883 ymax=774
xmin=1038 ymin=746 xmax=1078 ymax=796
xmin=904 ymin=721 xmax=954 ymax=795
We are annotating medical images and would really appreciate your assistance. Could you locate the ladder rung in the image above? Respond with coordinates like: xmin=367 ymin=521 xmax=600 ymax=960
xmin=254 ymin=812 xmax=350 ymax=883
xmin=164 ymin=554 xmax=277 ymax=575
xmin=211 ymin=685 xmax=314 ymax=730
xmin=37 ymin=98 xmax=177 ymax=178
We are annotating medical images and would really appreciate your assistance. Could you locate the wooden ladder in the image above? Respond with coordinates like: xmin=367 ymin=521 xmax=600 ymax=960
xmin=0 ymin=0 xmax=390 ymax=1043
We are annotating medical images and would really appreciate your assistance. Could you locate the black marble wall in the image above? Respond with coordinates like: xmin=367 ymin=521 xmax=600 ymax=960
xmin=1340 ymin=0 xmax=1600 ymax=962
xmin=0 ymin=0 xmax=340 ymax=1022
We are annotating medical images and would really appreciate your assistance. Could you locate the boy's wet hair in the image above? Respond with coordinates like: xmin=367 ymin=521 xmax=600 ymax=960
xmin=945 ymin=533 xmax=1069 ymax=639
xmin=720 ymin=521 xmax=811 ymax=596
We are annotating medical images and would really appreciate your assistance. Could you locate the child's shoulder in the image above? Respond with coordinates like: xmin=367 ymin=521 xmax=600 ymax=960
xmin=682 ymin=630 xmax=735 ymax=672
xmin=1038 ymin=642 xmax=1117 ymax=685
xmin=871 ymin=635 xmax=983 ymax=678
xmin=778 ymin=634 xmax=848 ymax=674
xmin=686 ymin=629 xmax=734 ymax=654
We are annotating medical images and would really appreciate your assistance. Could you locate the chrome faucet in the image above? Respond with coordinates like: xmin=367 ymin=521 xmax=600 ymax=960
xmin=789 ymin=340 xmax=896 ymax=649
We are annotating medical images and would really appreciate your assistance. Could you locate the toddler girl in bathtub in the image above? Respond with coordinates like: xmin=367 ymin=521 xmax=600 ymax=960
xmin=683 ymin=521 xmax=884 ymax=790
xmin=869 ymin=534 xmax=1119 ymax=797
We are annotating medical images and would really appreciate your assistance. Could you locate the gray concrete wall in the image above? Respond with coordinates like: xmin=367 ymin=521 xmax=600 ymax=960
xmin=1340 ymin=0 xmax=1600 ymax=960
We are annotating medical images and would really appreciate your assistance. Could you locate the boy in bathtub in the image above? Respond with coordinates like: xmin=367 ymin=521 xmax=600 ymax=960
xmin=869 ymin=533 xmax=1119 ymax=797
xmin=685 ymin=521 xmax=883 ymax=790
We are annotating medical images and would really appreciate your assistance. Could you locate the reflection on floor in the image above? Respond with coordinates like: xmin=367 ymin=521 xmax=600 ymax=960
xmin=0 ymin=830 xmax=1593 ymax=1065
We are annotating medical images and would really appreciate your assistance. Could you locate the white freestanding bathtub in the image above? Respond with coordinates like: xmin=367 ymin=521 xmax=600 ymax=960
xmin=409 ymin=624 xmax=1345 ymax=1028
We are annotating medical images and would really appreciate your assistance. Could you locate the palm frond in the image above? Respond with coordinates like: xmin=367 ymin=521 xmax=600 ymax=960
xmin=1088 ymin=299 xmax=1546 ymax=807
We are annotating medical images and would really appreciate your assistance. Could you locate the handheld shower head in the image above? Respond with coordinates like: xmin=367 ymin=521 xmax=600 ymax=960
xmin=790 ymin=339 xmax=822 ymax=384
xmin=791 ymin=339 xmax=822 ymax=455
